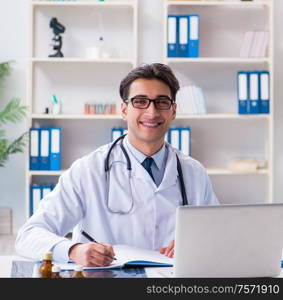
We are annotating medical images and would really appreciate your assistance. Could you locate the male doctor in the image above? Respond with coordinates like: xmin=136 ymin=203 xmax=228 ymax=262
xmin=16 ymin=63 xmax=219 ymax=267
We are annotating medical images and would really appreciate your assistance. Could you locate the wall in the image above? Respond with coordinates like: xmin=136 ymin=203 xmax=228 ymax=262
xmin=0 ymin=0 xmax=29 ymax=233
xmin=0 ymin=0 xmax=282 ymax=233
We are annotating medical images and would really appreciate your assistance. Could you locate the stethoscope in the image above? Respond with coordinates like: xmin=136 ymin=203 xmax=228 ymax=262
xmin=104 ymin=134 xmax=188 ymax=214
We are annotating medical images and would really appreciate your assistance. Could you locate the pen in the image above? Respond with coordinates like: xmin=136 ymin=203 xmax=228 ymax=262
xmin=81 ymin=230 xmax=117 ymax=260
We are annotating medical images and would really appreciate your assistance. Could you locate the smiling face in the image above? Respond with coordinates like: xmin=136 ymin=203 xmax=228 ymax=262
xmin=121 ymin=78 xmax=177 ymax=155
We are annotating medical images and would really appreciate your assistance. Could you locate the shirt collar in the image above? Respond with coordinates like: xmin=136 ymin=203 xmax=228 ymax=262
xmin=124 ymin=135 xmax=166 ymax=170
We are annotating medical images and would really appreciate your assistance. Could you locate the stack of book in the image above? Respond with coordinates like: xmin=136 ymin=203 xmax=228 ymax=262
xmin=240 ymin=31 xmax=269 ymax=58
xmin=176 ymin=85 xmax=206 ymax=114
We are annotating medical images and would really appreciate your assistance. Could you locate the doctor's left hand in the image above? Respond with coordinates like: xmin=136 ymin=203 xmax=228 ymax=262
xmin=159 ymin=240 xmax=174 ymax=258
xmin=69 ymin=242 xmax=116 ymax=267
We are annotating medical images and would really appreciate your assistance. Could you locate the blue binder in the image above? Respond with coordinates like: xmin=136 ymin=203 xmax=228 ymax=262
xmin=30 ymin=185 xmax=41 ymax=216
xmin=180 ymin=128 xmax=191 ymax=156
xmin=111 ymin=128 xmax=125 ymax=142
xmin=188 ymin=14 xmax=199 ymax=58
xmin=49 ymin=127 xmax=61 ymax=171
xmin=41 ymin=184 xmax=53 ymax=199
xmin=167 ymin=15 xmax=178 ymax=57
xmin=122 ymin=128 xmax=128 ymax=136
xmin=168 ymin=128 xmax=180 ymax=150
xmin=39 ymin=128 xmax=50 ymax=170
xmin=178 ymin=15 xmax=189 ymax=57
xmin=164 ymin=130 xmax=169 ymax=143
xmin=29 ymin=128 xmax=40 ymax=170
xmin=249 ymin=71 xmax=260 ymax=114
xmin=259 ymin=71 xmax=270 ymax=114
xmin=237 ymin=71 xmax=249 ymax=114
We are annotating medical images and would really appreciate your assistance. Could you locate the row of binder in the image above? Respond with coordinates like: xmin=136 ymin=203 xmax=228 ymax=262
xmin=237 ymin=71 xmax=269 ymax=114
xmin=176 ymin=85 xmax=206 ymax=114
xmin=165 ymin=127 xmax=191 ymax=157
xmin=167 ymin=14 xmax=199 ymax=58
xmin=111 ymin=128 xmax=128 ymax=141
xmin=30 ymin=184 xmax=55 ymax=216
xmin=112 ymin=127 xmax=191 ymax=156
xmin=29 ymin=127 xmax=62 ymax=170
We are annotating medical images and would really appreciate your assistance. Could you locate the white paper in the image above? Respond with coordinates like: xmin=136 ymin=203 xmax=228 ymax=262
xmin=58 ymin=244 xmax=173 ymax=271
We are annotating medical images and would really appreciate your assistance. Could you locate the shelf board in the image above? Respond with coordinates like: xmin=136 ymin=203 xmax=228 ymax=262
xmin=30 ymin=113 xmax=270 ymax=120
xmin=207 ymin=168 xmax=269 ymax=175
xmin=165 ymin=57 xmax=270 ymax=64
xmin=29 ymin=170 xmax=65 ymax=176
xmin=31 ymin=114 xmax=122 ymax=120
xmin=176 ymin=113 xmax=269 ymax=120
xmin=32 ymin=1 xmax=136 ymax=8
xmin=28 ymin=168 xmax=269 ymax=177
xmin=166 ymin=1 xmax=270 ymax=7
xmin=31 ymin=58 xmax=135 ymax=64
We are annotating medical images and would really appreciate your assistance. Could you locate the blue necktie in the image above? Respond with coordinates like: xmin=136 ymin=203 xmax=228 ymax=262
xmin=142 ymin=157 xmax=155 ymax=182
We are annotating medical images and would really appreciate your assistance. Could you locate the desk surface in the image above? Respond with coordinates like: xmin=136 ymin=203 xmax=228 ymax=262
xmin=0 ymin=256 xmax=170 ymax=278
xmin=1 ymin=256 xmax=283 ymax=278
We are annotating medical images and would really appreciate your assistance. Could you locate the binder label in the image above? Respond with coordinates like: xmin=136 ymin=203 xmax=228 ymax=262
xmin=190 ymin=16 xmax=199 ymax=40
xmin=30 ymin=130 xmax=39 ymax=157
xmin=168 ymin=17 xmax=177 ymax=44
xmin=41 ymin=130 xmax=50 ymax=157
xmin=51 ymin=129 xmax=60 ymax=154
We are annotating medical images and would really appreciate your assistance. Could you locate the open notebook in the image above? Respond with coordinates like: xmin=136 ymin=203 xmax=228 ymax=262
xmin=58 ymin=245 xmax=173 ymax=271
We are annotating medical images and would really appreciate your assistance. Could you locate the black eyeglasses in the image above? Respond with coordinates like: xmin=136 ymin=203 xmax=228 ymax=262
xmin=124 ymin=96 xmax=174 ymax=110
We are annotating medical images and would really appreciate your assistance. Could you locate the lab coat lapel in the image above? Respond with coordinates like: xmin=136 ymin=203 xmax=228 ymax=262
xmin=111 ymin=141 xmax=155 ymax=186
xmin=111 ymin=140 xmax=178 ymax=189
xmin=130 ymin=154 xmax=157 ymax=186
xmin=157 ymin=145 xmax=178 ymax=191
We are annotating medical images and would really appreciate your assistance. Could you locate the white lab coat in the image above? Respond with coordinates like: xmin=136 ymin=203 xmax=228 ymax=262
xmin=15 ymin=141 xmax=219 ymax=261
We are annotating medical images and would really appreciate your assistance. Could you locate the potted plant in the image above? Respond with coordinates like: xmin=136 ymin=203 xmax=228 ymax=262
xmin=0 ymin=61 xmax=27 ymax=167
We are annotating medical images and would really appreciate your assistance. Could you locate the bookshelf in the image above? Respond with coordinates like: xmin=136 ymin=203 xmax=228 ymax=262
xmin=163 ymin=0 xmax=274 ymax=204
xmin=25 ymin=0 xmax=138 ymax=218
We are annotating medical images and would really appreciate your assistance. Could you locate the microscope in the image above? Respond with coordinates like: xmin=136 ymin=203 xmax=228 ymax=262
xmin=49 ymin=17 xmax=66 ymax=58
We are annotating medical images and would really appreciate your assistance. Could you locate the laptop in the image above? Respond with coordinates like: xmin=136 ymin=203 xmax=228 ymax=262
xmin=174 ymin=203 xmax=283 ymax=278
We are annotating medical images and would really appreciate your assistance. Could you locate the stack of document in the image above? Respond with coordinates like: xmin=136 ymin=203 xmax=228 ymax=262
xmin=240 ymin=31 xmax=269 ymax=58
xmin=176 ymin=85 xmax=206 ymax=115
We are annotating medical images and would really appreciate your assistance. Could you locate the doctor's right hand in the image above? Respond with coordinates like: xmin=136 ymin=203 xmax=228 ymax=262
xmin=69 ymin=242 xmax=116 ymax=267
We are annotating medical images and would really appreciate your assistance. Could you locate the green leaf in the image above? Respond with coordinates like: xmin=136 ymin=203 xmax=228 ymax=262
xmin=0 ymin=138 xmax=9 ymax=167
xmin=0 ymin=62 xmax=11 ymax=79
xmin=6 ymin=132 xmax=27 ymax=154
xmin=0 ymin=132 xmax=27 ymax=167
xmin=0 ymin=62 xmax=11 ymax=95
xmin=0 ymin=129 xmax=5 ymax=138
xmin=0 ymin=98 xmax=27 ymax=124
xmin=0 ymin=61 xmax=28 ymax=167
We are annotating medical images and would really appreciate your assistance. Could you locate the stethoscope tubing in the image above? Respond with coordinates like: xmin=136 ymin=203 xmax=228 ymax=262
xmin=105 ymin=134 xmax=188 ymax=213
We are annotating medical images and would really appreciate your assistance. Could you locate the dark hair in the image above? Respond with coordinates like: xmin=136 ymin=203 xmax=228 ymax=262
xmin=119 ymin=63 xmax=180 ymax=101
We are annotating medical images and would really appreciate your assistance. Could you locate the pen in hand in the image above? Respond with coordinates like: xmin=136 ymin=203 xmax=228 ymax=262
xmin=81 ymin=230 xmax=117 ymax=260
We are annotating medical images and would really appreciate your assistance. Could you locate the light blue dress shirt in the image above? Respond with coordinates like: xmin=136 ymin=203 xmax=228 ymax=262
xmin=124 ymin=136 xmax=168 ymax=187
